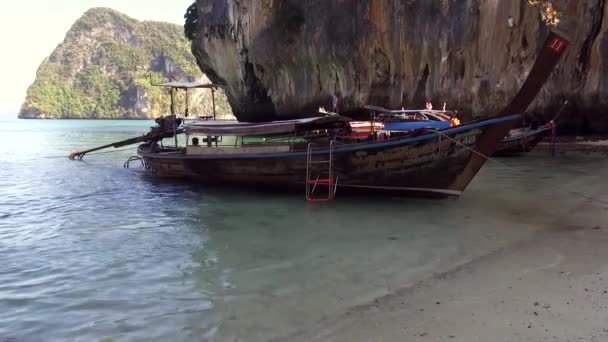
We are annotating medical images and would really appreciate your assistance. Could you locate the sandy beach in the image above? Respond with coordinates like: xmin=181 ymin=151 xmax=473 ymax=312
xmin=284 ymin=165 xmax=608 ymax=342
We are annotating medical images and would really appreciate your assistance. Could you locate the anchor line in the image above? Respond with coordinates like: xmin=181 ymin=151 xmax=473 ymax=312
xmin=431 ymin=129 xmax=520 ymax=172
xmin=431 ymin=129 xmax=608 ymax=207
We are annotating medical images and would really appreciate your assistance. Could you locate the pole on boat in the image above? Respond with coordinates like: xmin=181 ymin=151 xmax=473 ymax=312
xmin=169 ymin=87 xmax=178 ymax=147
xmin=185 ymin=88 xmax=190 ymax=118
xmin=184 ymin=89 xmax=190 ymax=147
xmin=170 ymin=88 xmax=176 ymax=117
xmin=372 ymin=112 xmax=377 ymax=140
xmin=68 ymin=142 xmax=127 ymax=160
xmin=211 ymin=87 xmax=217 ymax=120
xmin=551 ymin=99 xmax=568 ymax=123
xmin=67 ymin=126 xmax=185 ymax=160
xmin=548 ymin=99 xmax=569 ymax=157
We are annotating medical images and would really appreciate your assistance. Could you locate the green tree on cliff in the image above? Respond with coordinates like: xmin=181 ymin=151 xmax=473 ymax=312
xmin=20 ymin=7 xmax=230 ymax=119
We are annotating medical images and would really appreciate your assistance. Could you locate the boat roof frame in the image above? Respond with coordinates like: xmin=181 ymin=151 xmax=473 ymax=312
xmin=379 ymin=109 xmax=454 ymax=115
xmin=153 ymin=80 xmax=227 ymax=121
xmin=153 ymin=81 xmax=226 ymax=90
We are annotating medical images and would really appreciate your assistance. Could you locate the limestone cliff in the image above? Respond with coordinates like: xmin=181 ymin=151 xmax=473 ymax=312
xmin=20 ymin=7 xmax=231 ymax=119
xmin=189 ymin=0 xmax=607 ymax=133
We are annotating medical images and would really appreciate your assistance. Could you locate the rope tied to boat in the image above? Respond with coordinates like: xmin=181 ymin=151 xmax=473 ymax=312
xmin=431 ymin=129 xmax=608 ymax=207
xmin=549 ymin=120 xmax=557 ymax=157
xmin=431 ymin=129 xmax=520 ymax=172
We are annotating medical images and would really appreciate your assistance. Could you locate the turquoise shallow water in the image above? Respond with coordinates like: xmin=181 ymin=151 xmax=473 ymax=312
xmin=0 ymin=118 xmax=607 ymax=341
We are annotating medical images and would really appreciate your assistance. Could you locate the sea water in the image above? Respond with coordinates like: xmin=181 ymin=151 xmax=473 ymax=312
xmin=0 ymin=118 xmax=606 ymax=341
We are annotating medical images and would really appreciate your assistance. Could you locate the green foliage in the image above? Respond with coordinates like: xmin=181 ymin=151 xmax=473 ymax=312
xmin=133 ymin=71 xmax=168 ymax=116
xmin=20 ymin=7 xmax=230 ymax=119
xmin=76 ymin=65 xmax=122 ymax=117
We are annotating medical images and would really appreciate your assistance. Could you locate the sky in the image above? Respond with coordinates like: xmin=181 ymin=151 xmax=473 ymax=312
xmin=0 ymin=0 xmax=193 ymax=116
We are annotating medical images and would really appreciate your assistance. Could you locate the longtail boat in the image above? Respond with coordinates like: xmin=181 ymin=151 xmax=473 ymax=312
xmin=137 ymin=114 xmax=519 ymax=198
xmin=372 ymin=108 xmax=554 ymax=156
xmin=70 ymin=31 xmax=569 ymax=199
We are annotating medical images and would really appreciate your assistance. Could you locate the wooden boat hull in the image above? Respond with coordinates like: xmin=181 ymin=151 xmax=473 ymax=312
xmin=494 ymin=127 xmax=551 ymax=156
xmin=139 ymin=116 xmax=519 ymax=197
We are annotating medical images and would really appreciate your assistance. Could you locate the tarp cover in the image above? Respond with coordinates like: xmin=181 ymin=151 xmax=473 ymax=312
xmin=185 ymin=116 xmax=351 ymax=136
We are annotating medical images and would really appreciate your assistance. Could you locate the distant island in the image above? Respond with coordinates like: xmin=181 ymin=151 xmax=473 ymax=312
xmin=19 ymin=7 xmax=231 ymax=120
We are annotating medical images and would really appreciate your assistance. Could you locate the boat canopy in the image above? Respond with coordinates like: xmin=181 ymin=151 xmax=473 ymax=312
xmin=185 ymin=116 xmax=352 ymax=136
xmin=153 ymin=81 xmax=226 ymax=89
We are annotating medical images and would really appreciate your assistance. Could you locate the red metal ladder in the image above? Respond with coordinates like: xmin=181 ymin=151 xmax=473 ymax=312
xmin=306 ymin=140 xmax=338 ymax=202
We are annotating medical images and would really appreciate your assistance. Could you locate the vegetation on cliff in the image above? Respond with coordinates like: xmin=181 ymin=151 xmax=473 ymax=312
xmin=20 ymin=7 xmax=231 ymax=119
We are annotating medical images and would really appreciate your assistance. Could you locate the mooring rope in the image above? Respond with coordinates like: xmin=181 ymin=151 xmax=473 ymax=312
xmin=431 ymin=129 xmax=608 ymax=207
xmin=431 ymin=130 xmax=522 ymax=172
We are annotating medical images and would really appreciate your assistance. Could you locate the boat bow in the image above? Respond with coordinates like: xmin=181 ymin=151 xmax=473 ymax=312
xmin=449 ymin=31 xmax=569 ymax=192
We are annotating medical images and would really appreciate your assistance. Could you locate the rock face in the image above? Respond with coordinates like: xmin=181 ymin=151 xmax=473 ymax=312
xmin=20 ymin=7 xmax=231 ymax=119
xmin=190 ymin=0 xmax=608 ymax=132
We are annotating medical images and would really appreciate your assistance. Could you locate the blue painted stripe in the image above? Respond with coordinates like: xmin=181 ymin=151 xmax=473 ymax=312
xmin=384 ymin=120 xmax=451 ymax=131
xmin=141 ymin=114 xmax=520 ymax=161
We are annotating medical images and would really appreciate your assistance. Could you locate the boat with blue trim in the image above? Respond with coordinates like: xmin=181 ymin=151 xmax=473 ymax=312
xmin=377 ymin=109 xmax=454 ymax=132
xmin=371 ymin=108 xmax=554 ymax=156
xmin=137 ymin=114 xmax=520 ymax=197
xmin=136 ymin=31 xmax=568 ymax=198
xmin=69 ymin=31 xmax=569 ymax=199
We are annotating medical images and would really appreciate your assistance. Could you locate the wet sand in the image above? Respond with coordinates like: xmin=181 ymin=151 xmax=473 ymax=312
xmin=285 ymin=166 xmax=608 ymax=342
